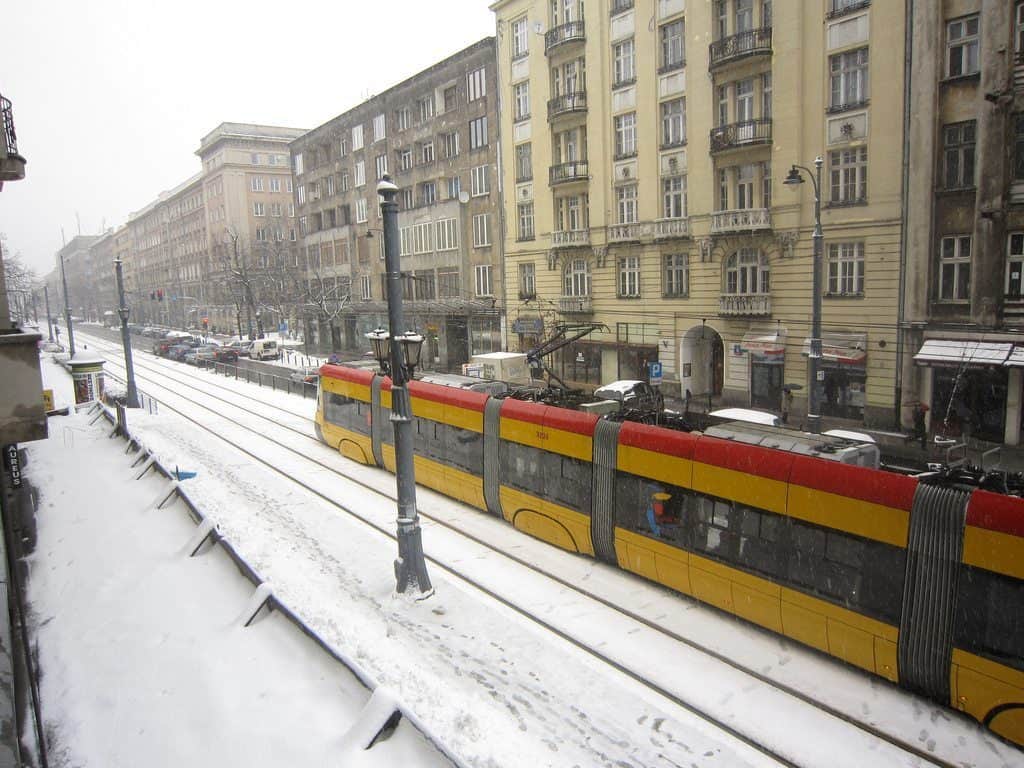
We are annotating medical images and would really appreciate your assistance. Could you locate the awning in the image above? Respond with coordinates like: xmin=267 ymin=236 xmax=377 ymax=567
xmin=914 ymin=339 xmax=1012 ymax=367
xmin=740 ymin=328 xmax=786 ymax=357
xmin=1005 ymin=346 xmax=1024 ymax=367
xmin=801 ymin=332 xmax=867 ymax=365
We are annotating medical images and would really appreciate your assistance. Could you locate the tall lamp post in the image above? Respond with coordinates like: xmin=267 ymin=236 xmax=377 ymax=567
xmin=784 ymin=156 xmax=824 ymax=434
xmin=366 ymin=174 xmax=433 ymax=598
xmin=59 ymin=250 xmax=76 ymax=357
xmin=113 ymin=259 xmax=140 ymax=408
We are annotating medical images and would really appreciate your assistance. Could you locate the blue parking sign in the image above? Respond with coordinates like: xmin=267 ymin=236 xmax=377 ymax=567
xmin=648 ymin=361 xmax=663 ymax=386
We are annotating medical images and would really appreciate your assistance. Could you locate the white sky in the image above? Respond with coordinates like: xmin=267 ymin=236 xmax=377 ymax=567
xmin=1 ymin=0 xmax=496 ymax=277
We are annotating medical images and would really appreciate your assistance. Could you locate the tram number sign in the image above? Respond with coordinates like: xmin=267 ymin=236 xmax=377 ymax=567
xmin=648 ymin=361 xmax=663 ymax=387
xmin=3 ymin=444 xmax=21 ymax=489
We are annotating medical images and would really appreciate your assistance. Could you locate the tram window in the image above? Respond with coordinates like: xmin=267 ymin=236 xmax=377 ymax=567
xmin=613 ymin=471 xmax=688 ymax=546
xmin=856 ymin=542 xmax=905 ymax=625
xmin=826 ymin=532 xmax=864 ymax=569
xmin=546 ymin=456 xmax=592 ymax=515
xmin=378 ymin=404 xmax=392 ymax=443
xmin=787 ymin=523 xmax=826 ymax=590
xmin=736 ymin=505 xmax=785 ymax=578
xmin=692 ymin=496 xmax=740 ymax=560
xmin=446 ymin=426 xmax=483 ymax=475
xmin=501 ymin=441 xmax=545 ymax=496
xmin=955 ymin=565 xmax=1024 ymax=672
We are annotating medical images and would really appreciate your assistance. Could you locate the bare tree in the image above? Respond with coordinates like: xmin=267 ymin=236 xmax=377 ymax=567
xmin=2 ymin=234 xmax=40 ymax=325
xmin=251 ymin=216 xmax=304 ymax=336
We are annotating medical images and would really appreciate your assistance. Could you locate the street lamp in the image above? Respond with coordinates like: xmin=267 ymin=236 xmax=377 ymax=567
xmin=366 ymin=327 xmax=391 ymax=375
xmin=113 ymin=259 xmax=140 ymax=408
xmin=784 ymin=156 xmax=824 ymax=434
xmin=371 ymin=174 xmax=432 ymax=598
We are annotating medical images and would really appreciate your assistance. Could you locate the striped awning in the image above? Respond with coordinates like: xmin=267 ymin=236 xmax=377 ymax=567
xmin=914 ymin=339 xmax=1012 ymax=367
xmin=1004 ymin=346 xmax=1024 ymax=367
xmin=740 ymin=329 xmax=786 ymax=357
xmin=801 ymin=332 xmax=868 ymax=365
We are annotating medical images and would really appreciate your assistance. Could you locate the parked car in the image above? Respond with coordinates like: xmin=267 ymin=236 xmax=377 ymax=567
xmin=289 ymin=366 xmax=320 ymax=384
xmin=185 ymin=345 xmax=218 ymax=365
xmin=593 ymin=380 xmax=665 ymax=414
xmin=212 ymin=347 xmax=239 ymax=363
xmin=152 ymin=339 xmax=177 ymax=356
xmin=167 ymin=344 xmax=192 ymax=362
xmin=249 ymin=338 xmax=280 ymax=360
xmin=223 ymin=339 xmax=251 ymax=357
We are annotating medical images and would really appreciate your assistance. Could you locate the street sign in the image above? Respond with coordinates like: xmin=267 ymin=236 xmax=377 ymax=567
xmin=648 ymin=361 xmax=663 ymax=386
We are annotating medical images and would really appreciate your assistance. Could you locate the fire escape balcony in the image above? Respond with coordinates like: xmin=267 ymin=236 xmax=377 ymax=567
xmin=710 ymin=208 xmax=772 ymax=233
xmin=545 ymin=20 xmax=586 ymax=55
xmin=0 ymin=95 xmax=26 ymax=186
xmin=710 ymin=119 xmax=772 ymax=153
xmin=719 ymin=294 xmax=771 ymax=316
xmin=547 ymin=91 xmax=587 ymax=121
xmin=709 ymin=27 xmax=773 ymax=70
xmin=549 ymin=159 xmax=590 ymax=186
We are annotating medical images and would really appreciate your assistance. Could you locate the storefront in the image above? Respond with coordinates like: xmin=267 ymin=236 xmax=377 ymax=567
xmin=801 ymin=332 xmax=868 ymax=422
xmin=914 ymin=339 xmax=1012 ymax=444
xmin=740 ymin=328 xmax=786 ymax=411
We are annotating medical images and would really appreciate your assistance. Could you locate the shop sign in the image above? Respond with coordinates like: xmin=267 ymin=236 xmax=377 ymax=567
xmin=3 ymin=444 xmax=21 ymax=489
xmin=513 ymin=317 xmax=544 ymax=335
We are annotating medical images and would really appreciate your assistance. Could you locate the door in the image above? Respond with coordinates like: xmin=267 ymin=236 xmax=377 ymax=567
xmin=344 ymin=316 xmax=358 ymax=350
xmin=446 ymin=317 xmax=470 ymax=372
xmin=750 ymin=359 xmax=783 ymax=410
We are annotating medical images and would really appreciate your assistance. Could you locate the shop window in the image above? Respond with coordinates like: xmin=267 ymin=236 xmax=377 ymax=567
xmin=931 ymin=367 xmax=1007 ymax=443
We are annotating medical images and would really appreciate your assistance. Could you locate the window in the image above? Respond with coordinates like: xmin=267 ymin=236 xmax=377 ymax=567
xmin=947 ymin=15 xmax=980 ymax=78
xmin=420 ymin=181 xmax=437 ymax=206
xmin=725 ymin=249 xmax=769 ymax=294
xmin=613 ymin=39 xmax=635 ymax=86
xmin=762 ymin=72 xmax=772 ymax=119
xmin=398 ymin=149 xmax=413 ymax=172
xmin=513 ymin=81 xmax=530 ymax=122
xmin=616 ymin=184 xmax=638 ymax=224
xmin=471 ymin=165 xmax=490 ymax=196
xmin=762 ymin=160 xmax=772 ymax=208
xmin=1007 ymin=233 xmax=1024 ymax=298
xmin=354 ymin=160 xmax=366 ymax=187
xmin=664 ymin=253 xmax=689 ymax=297
xmin=556 ymin=194 xmax=587 ymax=231
xmin=829 ymin=48 xmax=869 ymax=109
xmin=288 ymin=203 xmax=295 ymax=217
xmin=338 ymin=137 xmax=348 ymax=157
xmin=943 ymin=121 xmax=976 ymax=189
xmin=736 ymin=0 xmax=754 ymax=32
xmin=395 ymin=108 xmax=410 ymax=132
xmin=517 ymin=202 xmax=535 ymax=240
xmin=293 ymin=154 xmax=304 ymax=175
xmin=375 ymin=154 xmax=388 ymax=180
xmin=564 ymin=258 xmax=591 ymax=296
xmin=255 ymin=227 xmax=267 ymax=242
xmin=438 ymin=267 xmax=460 ymax=298
xmin=1017 ymin=114 xmax=1024 ymax=181
xmin=475 ymin=264 xmax=493 ymax=296
xmin=442 ymin=131 xmax=460 ymax=158
xmin=253 ymin=202 xmax=265 ymax=216
xmin=360 ymin=275 xmax=372 ymax=300
xmin=402 ymin=188 xmax=413 ymax=209
xmin=286 ymin=179 xmax=293 ymax=193
xmin=473 ymin=213 xmax=491 ymax=247
xmin=251 ymin=176 xmax=264 ymax=192
xmin=663 ymin=175 xmax=687 ymax=219
xmin=829 ymin=147 xmax=868 ymax=204
xmin=519 ymin=262 xmax=536 ymax=298
xmin=340 ymin=170 xmax=350 ymax=192
xmin=417 ymin=95 xmax=434 ymax=122
xmin=512 ymin=16 xmax=529 ymax=59
xmin=735 ymin=78 xmax=754 ymax=122
xmin=470 ymin=117 xmax=488 ymax=149
xmin=443 ymin=85 xmax=458 ymax=113
xmin=467 ymin=67 xmax=487 ymax=101
xmin=618 ymin=255 xmax=640 ymax=297
xmin=614 ymin=112 xmax=637 ymax=158
xmin=939 ymin=235 xmax=971 ymax=301
xmin=515 ymin=143 xmax=533 ymax=182
xmin=660 ymin=20 xmax=685 ymax=71
xmin=356 ymin=198 xmax=368 ymax=223
xmin=436 ymin=218 xmax=459 ymax=251
xmin=827 ymin=242 xmax=865 ymax=295
xmin=270 ymin=177 xmax=281 ymax=193
xmin=421 ymin=142 xmax=435 ymax=164
xmin=270 ymin=202 xmax=282 ymax=217
xmin=352 ymin=124 xmax=364 ymax=151
xmin=661 ymin=98 xmax=686 ymax=147
xmin=448 ymin=176 xmax=461 ymax=199
xmin=736 ymin=163 xmax=755 ymax=208
xmin=373 ymin=114 xmax=386 ymax=142
xmin=251 ymin=153 xmax=260 ymax=165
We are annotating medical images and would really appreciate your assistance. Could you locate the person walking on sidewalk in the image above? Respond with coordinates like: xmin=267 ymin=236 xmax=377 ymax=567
xmin=913 ymin=402 xmax=929 ymax=449
xmin=781 ymin=388 xmax=793 ymax=424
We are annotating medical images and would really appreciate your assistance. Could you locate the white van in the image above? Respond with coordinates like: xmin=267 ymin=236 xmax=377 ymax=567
xmin=249 ymin=339 xmax=279 ymax=360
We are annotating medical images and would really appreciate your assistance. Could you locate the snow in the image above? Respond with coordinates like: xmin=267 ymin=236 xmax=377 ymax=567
xmin=18 ymin=328 xmax=1023 ymax=768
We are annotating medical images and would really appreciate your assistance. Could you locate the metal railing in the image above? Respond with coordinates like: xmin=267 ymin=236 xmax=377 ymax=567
xmin=719 ymin=293 xmax=771 ymax=315
xmin=610 ymin=0 xmax=634 ymax=14
xmin=709 ymin=27 xmax=772 ymax=68
xmin=1 ymin=95 xmax=19 ymax=158
xmin=710 ymin=208 xmax=772 ymax=233
xmin=549 ymin=159 xmax=589 ymax=185
xmin=545 ymin=20 xmax=585 ymax=53
xmin=559 ymin=295 xmax=593 ymax=313
xmin=551 ymin=229 xmax=590 ymax=247
xmin=547 ymin=91 xmax=588 ymax=120
xmin=709 ymin=118 xmax=772 ymax=152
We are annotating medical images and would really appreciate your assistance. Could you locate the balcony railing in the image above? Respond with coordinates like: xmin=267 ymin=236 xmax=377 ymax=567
xmin=545 ymin=20 xmax=586 ymax=54
xmin=709 ymin=118 xmax=772 ymax=152
xmin=654 ymin=218 xmax=690 ymax=238
xmin=0 ymin=94 xmax=26 ymax=184
xmin=549 ymin=159 xmax=589 ymax=185
xmin=709 ymin=27 xmax=772 ymax=69
xmin=710 ymin=208 xmax=772 ymax=233
xmin=610 ymin=0 xmax=634 ymax=15
xmin=552 ymin=229 xmax=590 ymax=247
xmin=827 ymin=0 xmax=870 ymax=19
xmin=547 ymin=91 xmax=588 ymax=120
xmin=608 ymin=223 xmax=639 ymax=242
xmin=719 ymin=294 xmax=771 ymax=316
xmin=559 ymin=295 xmax=593 ymax=314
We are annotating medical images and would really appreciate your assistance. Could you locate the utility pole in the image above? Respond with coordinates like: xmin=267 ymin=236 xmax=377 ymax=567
xmin=59 ymin=249 xmax=76 ymax=357
xmin=43 ymin=285 xmax=53 ymax=342
xmin=114 ymin=259 xmax=140 ymax=408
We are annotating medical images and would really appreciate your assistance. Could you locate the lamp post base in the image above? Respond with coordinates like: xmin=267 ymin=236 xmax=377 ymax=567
xmin=394 ymin=522 xmax=433 ymax=598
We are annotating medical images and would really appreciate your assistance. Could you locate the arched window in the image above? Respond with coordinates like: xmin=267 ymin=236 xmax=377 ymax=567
xmin=564 ymin=258 xmax=591 ymax=296
xmin=724 ymin=248 xmax=769 ymax=294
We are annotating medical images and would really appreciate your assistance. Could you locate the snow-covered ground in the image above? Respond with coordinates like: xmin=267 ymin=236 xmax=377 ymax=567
xmin=20 ymin=332 xmax=1022 ymax=767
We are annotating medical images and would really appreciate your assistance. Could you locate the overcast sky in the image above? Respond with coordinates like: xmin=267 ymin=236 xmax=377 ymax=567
xmin=1 ymin=0 xmax=496 ymax=278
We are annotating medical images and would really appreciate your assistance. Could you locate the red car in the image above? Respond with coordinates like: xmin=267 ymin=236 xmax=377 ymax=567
xmin=213 ymin=347 xmax=239 ymax=363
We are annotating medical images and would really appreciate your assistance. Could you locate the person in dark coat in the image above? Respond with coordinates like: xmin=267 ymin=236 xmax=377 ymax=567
xmin=913 ymin=402 xmax=929 ymax=449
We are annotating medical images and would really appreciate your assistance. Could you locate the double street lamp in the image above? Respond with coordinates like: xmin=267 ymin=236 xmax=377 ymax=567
xmin=783 ymin=156 xmax=824 ymax=434
xmin=365 ymin=175 xmax=432 ymax=598
xmin=113 ymin=259 xmax=140 ymax=408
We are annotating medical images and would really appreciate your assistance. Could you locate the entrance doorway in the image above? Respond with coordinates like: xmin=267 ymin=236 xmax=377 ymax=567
xmin=680 ymin=324 xmax=724 ymax=403
xmin=750 ymin=359 xmax=783 ymax=410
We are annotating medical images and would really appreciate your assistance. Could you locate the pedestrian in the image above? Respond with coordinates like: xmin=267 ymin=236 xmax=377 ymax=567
xmin=684 ymin=388 xmax=692 ymax=416
xmin=781 ymin=387 xmax=793 ymax=424
xmin=913 ymin=402 xmax=929 ymax=449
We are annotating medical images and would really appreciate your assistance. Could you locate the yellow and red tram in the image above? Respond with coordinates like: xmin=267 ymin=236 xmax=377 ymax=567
xmin=316 ymin=363 xmax=1024 ymax=746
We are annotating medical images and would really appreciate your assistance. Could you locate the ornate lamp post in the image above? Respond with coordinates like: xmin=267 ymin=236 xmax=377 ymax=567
xmin=366 ymin=175 xmax=432 ymax=597
xmin=113 ymin=259 xmax=140 ymax=408
xmin=784 ymin=156 xmax=824 ymax=434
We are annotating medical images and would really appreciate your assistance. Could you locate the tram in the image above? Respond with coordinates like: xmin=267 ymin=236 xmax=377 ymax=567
xmin=315 ymin=362 xmax=1024 ymax=746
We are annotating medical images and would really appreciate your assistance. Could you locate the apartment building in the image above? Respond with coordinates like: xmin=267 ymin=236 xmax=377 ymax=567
xmin=51 ymin=235 xmax=103 ymax=323
xmin=289 ymin=38 xmax=501 ymax=367
xmin=903 ymin=1 xmax=1024 ymax=445
xmin=493 ymin=0 xmax=905 ymax=427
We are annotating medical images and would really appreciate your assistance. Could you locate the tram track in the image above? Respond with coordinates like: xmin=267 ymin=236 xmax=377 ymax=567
xmin=81 ymin=331 xmax=974 ymax=767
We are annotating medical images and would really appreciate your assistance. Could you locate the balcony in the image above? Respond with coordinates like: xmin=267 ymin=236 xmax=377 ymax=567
xmin=0 ymin=95 xmax=26 ymax=185
xmin=655 ymin=218 xmax=690 ymax=239
xmin=608 ymin=223 xmax=639 ymax=242
xmin=545 ymin=20 xmax=585 ymax=54
xmin=551 ymin=229 xmax=590 ymax=247
xmin=719 ymin=294 xmax=771 ymax=316
xmin=709 ymin=27 xmax=772 ymax=70
xmin=710 ymin=119 xmax=772 ymax=152
xmin=559 ymin=295 xmax=593 ymax=314
xmin=547 ymin=91 xmax=587 ymax=121
xmin=610 ymin=0 xmax=634 ymax=15
xmin=549 ymin=159 xmax=589 ymax=186
xmin=711 ymin=208 xmax=772 ymax=233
